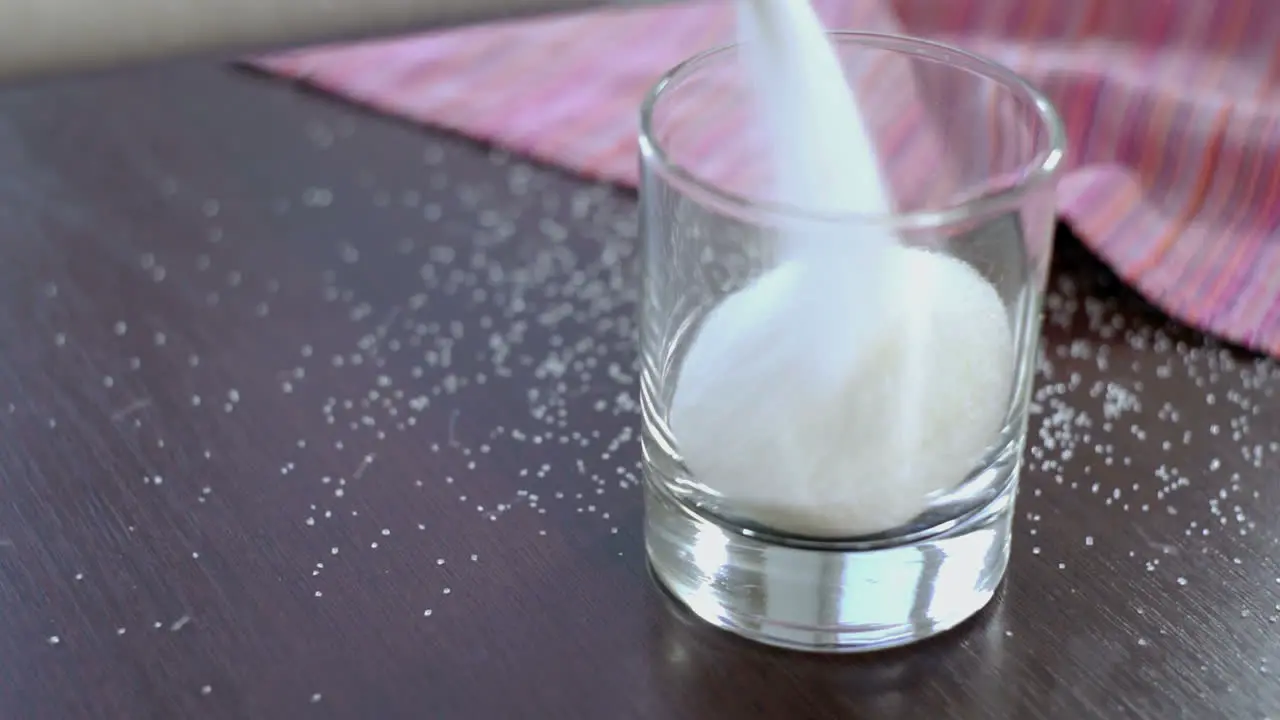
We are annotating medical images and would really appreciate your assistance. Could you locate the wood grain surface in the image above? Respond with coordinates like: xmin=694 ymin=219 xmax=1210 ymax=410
xmin=0 ymin=64 xmax=1275 ymax=719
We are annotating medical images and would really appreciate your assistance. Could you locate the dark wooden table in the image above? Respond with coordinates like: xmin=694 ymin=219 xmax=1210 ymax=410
xmin=0 ymin=64 xmax=1275 ymax=720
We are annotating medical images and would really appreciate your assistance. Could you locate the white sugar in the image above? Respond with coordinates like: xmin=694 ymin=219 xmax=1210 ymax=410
xmin=668 ymin=0 xmax=1015 ymax=537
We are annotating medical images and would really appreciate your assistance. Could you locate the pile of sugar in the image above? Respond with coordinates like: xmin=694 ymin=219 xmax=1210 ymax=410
xmin=668 ymin=0 xmax=1015 ymax=538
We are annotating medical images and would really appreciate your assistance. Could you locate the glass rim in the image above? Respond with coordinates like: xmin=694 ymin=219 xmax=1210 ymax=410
xmin=637 ymin=31 xmax=1068 ymax=231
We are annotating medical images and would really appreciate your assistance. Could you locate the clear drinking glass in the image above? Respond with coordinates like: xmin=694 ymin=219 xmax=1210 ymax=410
xmin=638 ymin=32 xmax=1066 ymax=652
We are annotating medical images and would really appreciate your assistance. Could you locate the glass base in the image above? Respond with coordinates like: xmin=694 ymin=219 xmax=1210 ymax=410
xmin=643 ymin=465 xmax=1018 ymax=653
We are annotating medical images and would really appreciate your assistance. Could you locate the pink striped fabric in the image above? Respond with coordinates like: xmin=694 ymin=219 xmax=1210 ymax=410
xmin=255 ymin=0 xmax=1280 ymax=358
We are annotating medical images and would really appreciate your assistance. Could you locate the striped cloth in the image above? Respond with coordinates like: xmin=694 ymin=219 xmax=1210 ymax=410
xmin=255 ymin=0 xmax=1280 ymax=358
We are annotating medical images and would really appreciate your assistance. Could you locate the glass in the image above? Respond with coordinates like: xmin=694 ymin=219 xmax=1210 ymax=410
xmin=638 ymin=32 xmax=1066 ymax=652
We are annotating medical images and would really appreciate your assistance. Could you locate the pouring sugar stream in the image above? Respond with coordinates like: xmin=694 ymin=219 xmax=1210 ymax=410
xmin=668 ymin=0 xmax=1016 ymax=538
